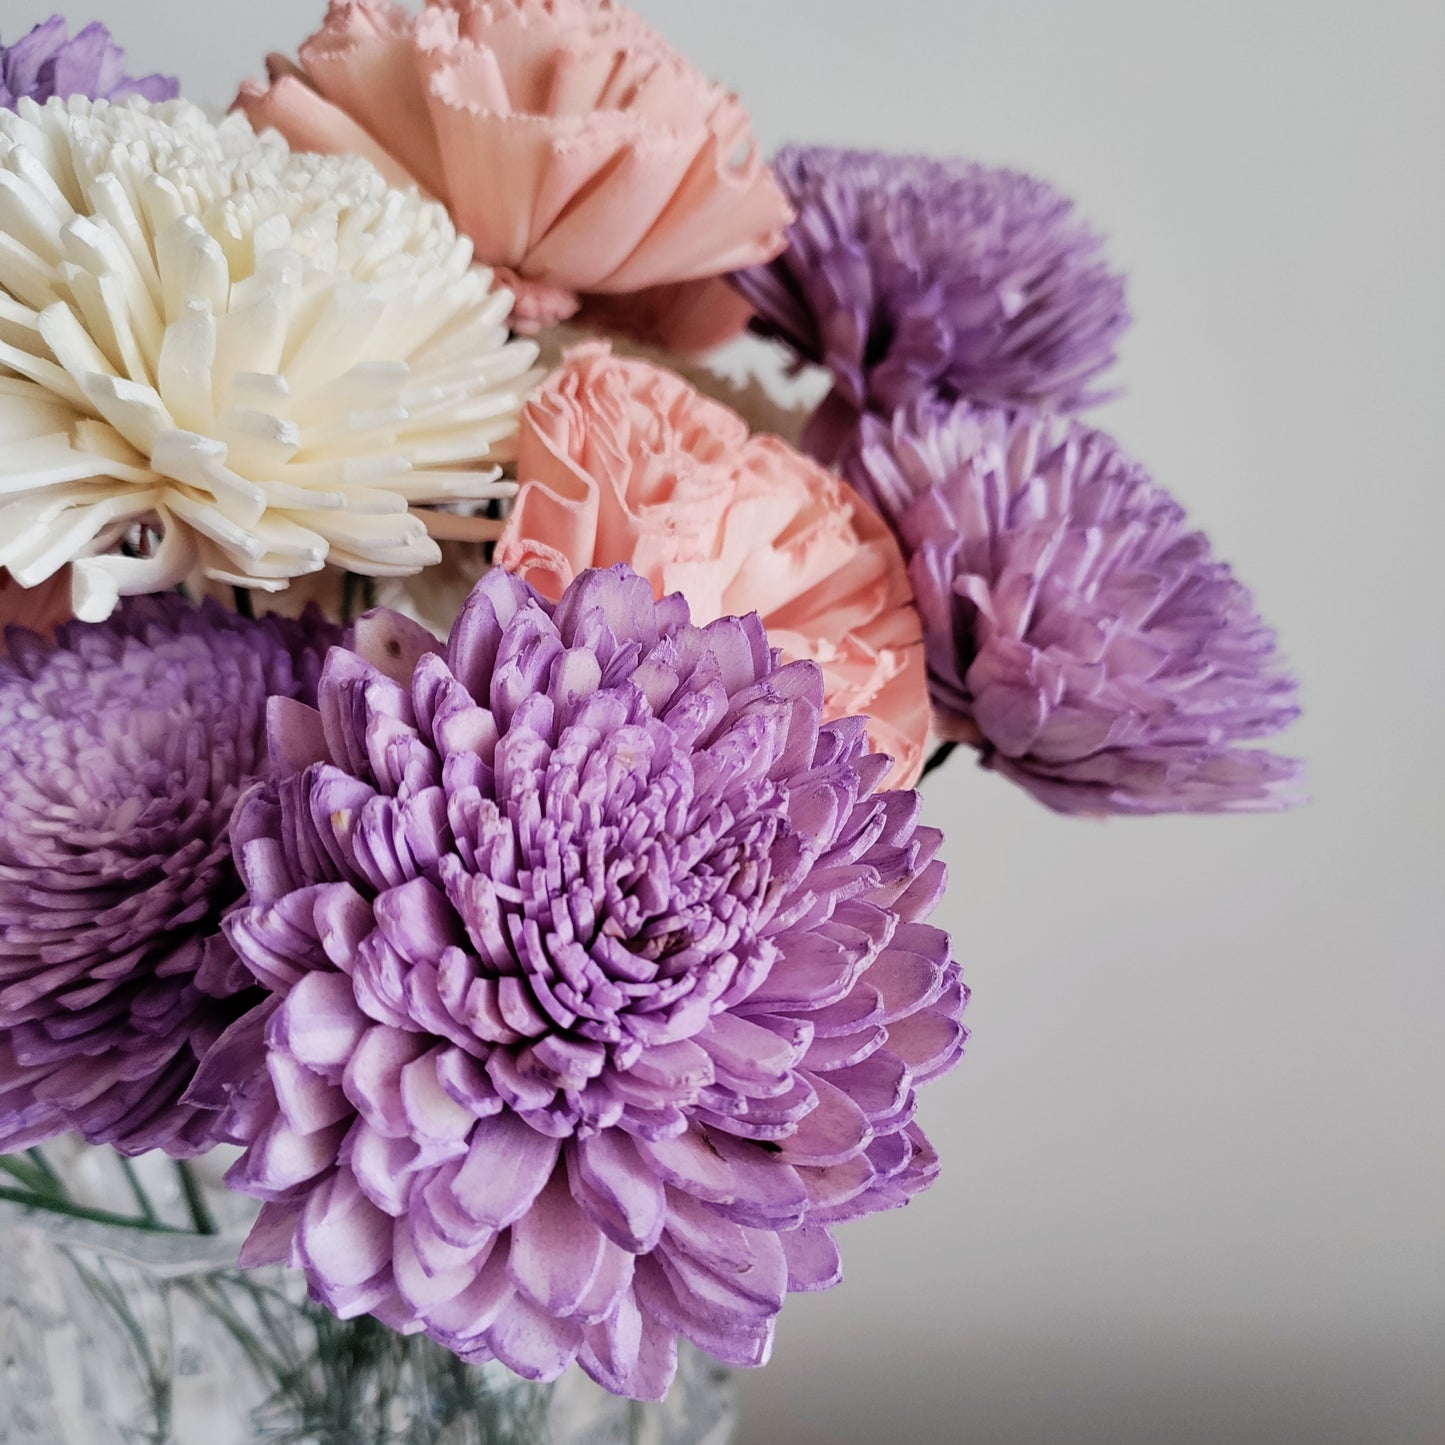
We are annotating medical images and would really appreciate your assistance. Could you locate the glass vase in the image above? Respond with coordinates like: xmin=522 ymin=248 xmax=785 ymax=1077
xmin=0 ymin=1193 xmax=736 ymax=1445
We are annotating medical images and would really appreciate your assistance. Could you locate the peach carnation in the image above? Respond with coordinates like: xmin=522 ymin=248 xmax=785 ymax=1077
xmin=237 ymin=0 xmax=792 ymax=331
xmin=495 ymin=343 xmax=930 ymax=785
xmin=0 ymin=569 xmax=73 ymax=644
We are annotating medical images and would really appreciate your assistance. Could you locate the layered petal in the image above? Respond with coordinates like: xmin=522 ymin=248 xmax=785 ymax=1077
xmin=214 ymin=564 xmax=965 ymax=1398
xmin=0 ymin=595 xmax=340 ymax=1154
xmin=849 ymin=399 xmax=1304 ymax=814
xmin=732 ymin=147 xmax=1130 ymax=465
xmin=235 ymin=0 xmax=792 ymax=343
xmin=0 ymin=96 xmax=537 ymax=620
xmin=496 ymin=344 xmax=930 ymax=786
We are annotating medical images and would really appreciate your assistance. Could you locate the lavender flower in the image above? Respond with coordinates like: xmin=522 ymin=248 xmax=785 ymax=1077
xmin=850 ymin=400 xmax=1302 ymax=815
xmin=206 ymin=566 xmax=966 ymax=1399
xmin=732 ymin=147 xmax=1129 ymax=465
xmin=0 ymin=17 xmax=178 ymax=107
xmin=0 ymin=595 xmax=341 ymax=1157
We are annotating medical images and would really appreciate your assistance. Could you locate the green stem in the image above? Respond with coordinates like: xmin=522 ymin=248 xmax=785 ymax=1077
xmin=0 ymin=1155 xmax=52 ymax=1194
xmin=119 ymin=1157 xmax=161 ymax=1226
xmin=174 ymin=1160 xmax=218 ymax=1236
xmin=26 ymin=1147 xmax=66 ymax=1194
xmin=0 ymin=1184 xmax=188 ymax=1234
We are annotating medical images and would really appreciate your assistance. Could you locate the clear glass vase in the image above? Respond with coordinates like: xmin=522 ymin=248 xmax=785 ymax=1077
xmin=0 ymin=1193 xmax=736 ymax=1445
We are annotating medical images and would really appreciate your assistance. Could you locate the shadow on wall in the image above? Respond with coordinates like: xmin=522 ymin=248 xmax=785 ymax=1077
xmin=739 ymin=1326 xmax=1445 ymax=1445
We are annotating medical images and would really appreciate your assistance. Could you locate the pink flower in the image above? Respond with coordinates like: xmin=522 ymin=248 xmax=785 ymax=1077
xmin=0 ymin=569 xmax=72 ymax=647
xmin=237 ymin=1 xmax=792 ymax=333
xmin=576 ymin=277 xmax=757 ymax=357
xmin=495 ymin=344 xmax=931 ymax=785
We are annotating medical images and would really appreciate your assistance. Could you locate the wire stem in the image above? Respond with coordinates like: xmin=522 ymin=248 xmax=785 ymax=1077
xmin=0 ymin=1184 xmax=189 ymax=1234
xmin=174 ymin=1161 xmax=218 ymax=1236
xmin=26 ymin=1147 xmax=66 ymax=1194
xmin=119 ymin=1157 xmax=161 ymax=1226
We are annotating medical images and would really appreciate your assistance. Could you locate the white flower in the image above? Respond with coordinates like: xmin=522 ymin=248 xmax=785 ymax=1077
xmin=0 ymin=97 xmax=538 ymax=620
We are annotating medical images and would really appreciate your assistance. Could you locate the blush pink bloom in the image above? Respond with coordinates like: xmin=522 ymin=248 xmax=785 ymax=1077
xmin=576 ymin=277 xmax=757 ymax=357
xmin=0 ymin=569 xmax=73 ymax=646
xmin=495 ymin=344 xmax=931 ymax=786
xmin=237 ymin=0 xmax=792 ymax=333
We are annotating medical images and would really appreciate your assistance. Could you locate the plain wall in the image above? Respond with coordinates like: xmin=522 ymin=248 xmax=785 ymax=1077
xmin=5 ymin=2 xmax=1441 ymax=1441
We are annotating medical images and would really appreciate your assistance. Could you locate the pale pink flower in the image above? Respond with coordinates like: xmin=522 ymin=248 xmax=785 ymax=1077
xmin=577 ymin=277 xmax=757 ymax=357
xmin=495 ymin=344 xmax=930 ymax=785
xmin=237 ymin=1 xmax=792 ymax=332
xmin=0 ymin=569 xmax=73 ymax=645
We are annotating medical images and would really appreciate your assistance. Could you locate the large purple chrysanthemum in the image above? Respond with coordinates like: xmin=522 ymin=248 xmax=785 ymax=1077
xmin=849 ymin=400 xmax=1302 ymax=815
xmin=0 ymin=596 xmax=341 ymax=1156
xmin=207 ymin=565 xmax=966 ymax=1399
xmin=0 ymin=17 xmax=178 ymax=108
xmin=732 ymin=147 xmax=1129 ymax=465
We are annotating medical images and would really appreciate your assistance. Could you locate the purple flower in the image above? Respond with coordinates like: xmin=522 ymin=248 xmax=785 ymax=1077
xmin=850 ymin=400 xmax=1303 ymax=815
xmin=732 ymin=147 xmax=1129 ymax=465
xmin=0 ymin=16 xmax=178 ymax=108
xmin=0 ymin=595 xmax=342 ymax=1156
xmin=206 ymin=566 xmax=966 ymax=1399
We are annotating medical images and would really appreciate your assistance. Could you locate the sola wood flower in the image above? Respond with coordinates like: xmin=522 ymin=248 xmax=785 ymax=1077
xmin=732 ymin=147 xmax=1130 ymax=465
xmin=850 ymin=400 xmax=1303 ymax=814
xmin=0 ymin=96 xmax=537 ymax=623
xmin=236 ymin=0 xmax=792 ymax=331
xmin=0 ymin=567 xmax=72 ymax=644
xmin=203 ymin=565 xmax=966 ymax=1398
xmin=495 ymin=344 xmax=930 ymax=786
xmin=0 ymin=595 xmax=341 ymax=1156
xmin=0 ymin=16 xmax=178 ymax=108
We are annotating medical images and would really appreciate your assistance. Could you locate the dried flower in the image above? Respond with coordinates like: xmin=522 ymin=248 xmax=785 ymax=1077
xmin=0 ymin=595 xmax=342 ymax=1156
xmin=849 ymin=399 xmax=1303 ymax=813
xmin=237 ymin=0 xmax=792 ymax=332
xmin=0 ymin=568 xmax=73 ymax=645
xmin=207 ymin=565 xmax=966 ymax=1398
xmin=732 ymin=147 xmax=1130 ymax=465
xmin=575 ymin=278 xmax=758 ymax=359
xmin=0 ymin=97 xmax=537 ymax=623
xmin=495 ymin=343 xmax=930 ymax=785
xmin=0 ymin=16 xmax=177 ymax=108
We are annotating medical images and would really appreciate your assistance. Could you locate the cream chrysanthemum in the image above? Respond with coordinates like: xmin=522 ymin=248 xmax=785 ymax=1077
xmin=0 ymin=96 xmax=538 ymax=620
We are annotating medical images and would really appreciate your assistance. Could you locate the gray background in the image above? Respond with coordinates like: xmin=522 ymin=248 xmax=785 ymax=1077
xmin=7 ymin=1 xmax=1440 ymax=1441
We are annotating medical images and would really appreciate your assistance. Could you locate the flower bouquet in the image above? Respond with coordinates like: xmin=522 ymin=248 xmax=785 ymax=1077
xmin=0 ymin=5 xmax=1302 ymax=1443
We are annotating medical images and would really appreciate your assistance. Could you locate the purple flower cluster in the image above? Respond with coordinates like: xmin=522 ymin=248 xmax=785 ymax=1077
xmin=850 ymin=400 xmax=1302 ymax=814
xmin=732 ymin=147 xmax=1129 ymax=466
xmin=0 ymin=596 xmax=340 ymax=1156
xmin=205 ymin=566 xmax=966 ymax=1398
xmin=0 ymin=16 xmax=178 ymax=108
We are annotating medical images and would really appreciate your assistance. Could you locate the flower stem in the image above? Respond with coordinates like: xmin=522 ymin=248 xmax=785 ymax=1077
xmin=0 ymin=1184 xmax=189 ymax=1234
xmin=26 ymin=1147 xmax=65 ymax=1194
xmin=0 ymin=1155 xmax=53 ymax=1194
xmin=120 ymin=1157 xmax=161 ymax=1226
xmin=174 ymin=1160 xmax=218 ymax=1236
